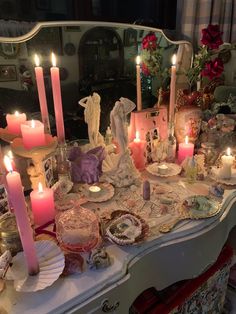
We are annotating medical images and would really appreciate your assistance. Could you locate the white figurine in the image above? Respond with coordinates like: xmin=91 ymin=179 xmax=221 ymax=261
xmin=110 ymin=97 xmax=135 ymax=154
xmin=79 ymin=92 xmax=104 ymax=148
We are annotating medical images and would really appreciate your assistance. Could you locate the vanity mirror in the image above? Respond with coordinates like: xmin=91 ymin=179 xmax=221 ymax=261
xmin=0 ymin=21 xmax=192 ymax=140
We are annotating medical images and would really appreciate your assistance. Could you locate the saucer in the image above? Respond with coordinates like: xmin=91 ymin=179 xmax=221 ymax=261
xmin=211 ymin=167 xmax=236 ymax=186
xmin=146 ymin=162 xmax=182 ymax=177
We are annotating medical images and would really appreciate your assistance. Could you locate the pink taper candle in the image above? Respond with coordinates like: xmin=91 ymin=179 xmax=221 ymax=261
xmin=4 ymin=156 xmax=39 ymax=275
xmin=169 ymin=54 xmax=177 ymax=124
xmin=34 ymin=54 xmax=50 ymax=133
xmin=136 ymin=56 xmax=142 ymax=111
xmin=50 ymin=53 xmax=65 ymax=144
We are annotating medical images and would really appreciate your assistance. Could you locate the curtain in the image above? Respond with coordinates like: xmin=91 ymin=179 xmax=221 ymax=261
xmin=177 ymin=0 xmax=236 ymax=47
xmin=0 ymin=20 xmax=35 ymax=37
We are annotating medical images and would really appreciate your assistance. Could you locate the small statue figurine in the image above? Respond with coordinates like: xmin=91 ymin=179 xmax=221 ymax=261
xmin=79 ymin=92 xmax=104 ymax=148
xmin=110 ymin=97 xmax=136 ymax=154
xmin=102 ymin=98 xmax=140 ymax=187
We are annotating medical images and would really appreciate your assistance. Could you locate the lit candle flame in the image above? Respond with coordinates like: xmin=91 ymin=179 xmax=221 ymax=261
xmin=185 ymin=135 xmax=189 ymax=144
xmin=4 ymin=155 xmax=13 ymax=173
xmin=34 ymin=54 xmax=40 ymax=67
xmin=136 ymin=56 xmax=141 ymax=65
xmin=172 ymin=54 xmax=176 ymax=66
xmin=31 ymin=120 xmax=35 ymax=128
xmin=15 ymin=111 xmax=19 ymax=116
xmin=227 ymin=147 xmax=231 ymax=156
xmin=38 ymin=182 xmax=43 ymax=193
xmin=51 ymin=52 xmax=57 ymax=67
xmin=135 ymin=131 xmax=140 ymax=140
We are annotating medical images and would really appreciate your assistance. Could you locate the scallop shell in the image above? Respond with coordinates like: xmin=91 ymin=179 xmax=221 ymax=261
xmin=102 ymin=153 xmax=120 ymax=172
xmin=6 ymin=240 xmax=65 ymax=292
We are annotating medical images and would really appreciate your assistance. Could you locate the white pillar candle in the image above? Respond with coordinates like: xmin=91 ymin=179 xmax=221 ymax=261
xmin=221 ymin=147 xmax=234 ymax=179
xmin=136 ymin=56 xmax=142 ymax=111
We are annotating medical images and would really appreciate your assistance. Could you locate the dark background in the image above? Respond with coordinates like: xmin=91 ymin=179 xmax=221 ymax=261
xmin=0 ymin=0 xmax=177 ymax=29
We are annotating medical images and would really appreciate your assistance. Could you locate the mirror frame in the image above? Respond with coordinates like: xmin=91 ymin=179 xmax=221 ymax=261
xmin=0 ymin=21 xmax=192 ymax=50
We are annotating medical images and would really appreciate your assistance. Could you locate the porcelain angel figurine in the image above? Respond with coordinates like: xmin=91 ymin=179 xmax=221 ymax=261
xmin=79 ymin=92 xmax=104 ymax=148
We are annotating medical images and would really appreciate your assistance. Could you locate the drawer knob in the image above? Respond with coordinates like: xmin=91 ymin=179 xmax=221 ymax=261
xmin=101 ymin=299 xmax=120 ymax=313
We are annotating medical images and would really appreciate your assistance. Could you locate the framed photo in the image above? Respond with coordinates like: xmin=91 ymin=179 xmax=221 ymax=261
xmin=0 ymin=43 xmax=19 ymax=58
xmin=0 ymin=65 xmax=17 ymax=82
xmin=43 ymin=156 xmax=55 ymax=188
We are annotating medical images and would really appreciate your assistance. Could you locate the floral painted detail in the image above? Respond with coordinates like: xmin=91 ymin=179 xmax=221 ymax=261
xmin=171 ymin=261 xmax=231 ymax=314
xmin=201 ymin=24 xmax=223 ymax=50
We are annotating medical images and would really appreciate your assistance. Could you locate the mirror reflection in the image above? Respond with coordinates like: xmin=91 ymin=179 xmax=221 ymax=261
xmin=0 ymin=22 xmax=192 ymax=140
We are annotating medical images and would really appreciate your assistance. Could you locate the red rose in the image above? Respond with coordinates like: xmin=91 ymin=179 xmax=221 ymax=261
xmin=201 ymin=24 xmax=223 ymax=49
xmin=141 ymin=63 xmax=150 ymax=76
xmin=142 ymin=32 xmax=157 ymax=50
xmin=201 ymin=57 xmax=224 ymax=80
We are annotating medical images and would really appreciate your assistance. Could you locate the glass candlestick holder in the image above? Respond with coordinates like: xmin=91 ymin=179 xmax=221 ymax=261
xmin=56 ymin=143 xmax=71 ymax=180
xmin=166 ymin=123 xmax=176 ymax=162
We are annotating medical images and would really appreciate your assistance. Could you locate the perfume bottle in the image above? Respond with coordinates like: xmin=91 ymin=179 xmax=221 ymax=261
xmin=186 ymin=157 xmax=198 ymax=183
xmin=56 ymin=144 xmax=71 ymax=180
xmin=166 ymin=124 xmax=176 ymax=162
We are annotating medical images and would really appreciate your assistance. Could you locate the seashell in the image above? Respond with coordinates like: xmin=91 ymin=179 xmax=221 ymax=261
xmin=62 ymin=253 xmax=84 ymax=276
xmin=87 ymin=248 xmax=111 ymax=269
xmin=102 ymin=153 xmax=120 ymax=172
xmin=6 ymin=240 xmax=65 ymax=292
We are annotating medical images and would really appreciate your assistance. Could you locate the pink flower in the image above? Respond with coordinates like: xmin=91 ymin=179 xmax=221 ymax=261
xmin=201 ymin=57 xmax=224 ymax=80
xmin=201 ymin=24 xmax=223 ymax=50
xmin=142 ymin=32 xmax=157 ymax=50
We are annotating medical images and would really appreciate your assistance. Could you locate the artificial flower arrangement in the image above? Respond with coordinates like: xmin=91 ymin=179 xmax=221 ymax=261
xmin=186 ymin=24 xmax=224 ymax=90
xmin=140 ymin=32 xmax=170 ymax=90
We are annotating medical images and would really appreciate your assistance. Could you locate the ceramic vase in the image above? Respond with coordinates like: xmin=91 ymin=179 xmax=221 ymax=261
xmin=175 ymin=90 xmax=202 ymax=144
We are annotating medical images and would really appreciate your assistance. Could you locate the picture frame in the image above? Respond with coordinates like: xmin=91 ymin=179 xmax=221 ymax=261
xmin=0 ymin=43 xmax=20 ymax=58
xmin=0 ymin=65 xmax=17 ymax=82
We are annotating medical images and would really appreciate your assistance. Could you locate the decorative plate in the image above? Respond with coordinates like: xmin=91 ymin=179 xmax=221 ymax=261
xmin=211 ymin=166 xmax=236 ymax=186
xmin=146 ymin=162 xmax=182 ymax=177
xmin=6 ymin=240 xmax=65 ymax=292
xmin=0 ymin=127 xmax=18 ymax=143
xmin=159 ymin=196 xmax=221 ymax=233
xmin=105 ymin=210 xmax=149 ymax=245
xmin=82 ymin=182 xmax=115 ymax=203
